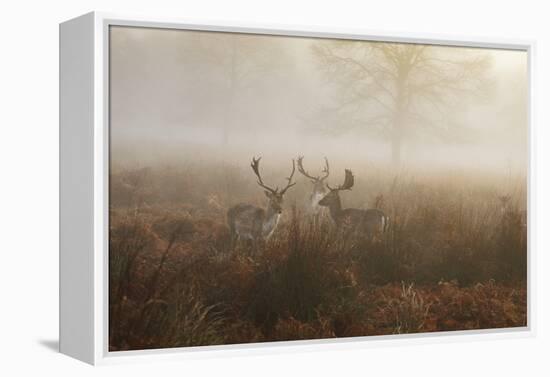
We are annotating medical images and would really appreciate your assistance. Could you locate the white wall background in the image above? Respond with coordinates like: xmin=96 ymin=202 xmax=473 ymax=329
xmin=0 ymin=0 xmax=548 ymax=375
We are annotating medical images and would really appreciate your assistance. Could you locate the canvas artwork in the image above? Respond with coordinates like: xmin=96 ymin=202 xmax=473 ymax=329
xmin=108 ymin=26 xmax=528 ymax=351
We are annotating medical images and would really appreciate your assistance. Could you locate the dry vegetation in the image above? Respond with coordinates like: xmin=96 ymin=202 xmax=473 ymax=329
xmin=108 ymin=162 xmax=527 ymax=351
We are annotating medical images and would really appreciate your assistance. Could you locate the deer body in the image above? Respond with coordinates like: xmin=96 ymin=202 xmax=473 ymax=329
xmin=227 ymin=203 xmax=280 ymax=241
xmin=318 ymin=169 xmax=388 ymax=238
xmin=227 ymin=157 xmax=296 ymax=246
xmin=322 ymin=194 xmax=387 ymax=235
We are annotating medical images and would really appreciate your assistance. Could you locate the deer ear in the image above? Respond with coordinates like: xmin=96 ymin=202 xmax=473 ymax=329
xmin=264 ymin=191 xmax=272 ymax=198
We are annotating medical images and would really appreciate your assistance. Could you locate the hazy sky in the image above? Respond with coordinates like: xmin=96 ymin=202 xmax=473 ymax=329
xmin=109 ymin=26 xmax=528 ymax=172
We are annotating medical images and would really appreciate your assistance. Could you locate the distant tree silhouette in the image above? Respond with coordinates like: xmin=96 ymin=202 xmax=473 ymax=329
xmin=312 ymin=41 xmax=493 ymax=166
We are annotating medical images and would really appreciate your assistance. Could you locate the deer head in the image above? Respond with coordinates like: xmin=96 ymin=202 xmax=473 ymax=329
xmin=251 ymin=157 xmax=296 ymax=214
xmin=318 ymin=169 xmax=354 ymax=208
xmin=297 ymin=156 xmax=330 ymax=196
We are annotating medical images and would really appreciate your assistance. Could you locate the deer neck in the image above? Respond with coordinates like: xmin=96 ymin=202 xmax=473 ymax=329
xmin=310 ymin=189 xmax=326 ymax=207
xmin=327 ymin=196 xmax=343 ymax=223
xmin=262 ymin=203 xmax=281 ymax=238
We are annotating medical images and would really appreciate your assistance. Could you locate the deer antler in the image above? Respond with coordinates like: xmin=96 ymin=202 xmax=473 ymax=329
xmin=320 ymin=157 xmax=330 ymax=182
xmin=327 ymin=169 xmax=354 ymax=191
xmin=297 ymin=156 xmax=319 ymax=182
xmin=280 ymin=159 xmax=297 ymax=195
xmin=297 ymin=156 xmax=331 ymax=182
xmin=251 ymin=157 xmax=278 ymax=195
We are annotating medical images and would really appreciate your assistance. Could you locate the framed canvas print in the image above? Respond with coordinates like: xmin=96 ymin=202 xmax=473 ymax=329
xmin=59 ymin=12 xmax=535 ymax=365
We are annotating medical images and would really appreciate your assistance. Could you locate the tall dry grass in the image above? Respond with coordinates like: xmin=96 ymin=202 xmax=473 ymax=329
xmin=108 ymin=162 xmax=527 ymax=350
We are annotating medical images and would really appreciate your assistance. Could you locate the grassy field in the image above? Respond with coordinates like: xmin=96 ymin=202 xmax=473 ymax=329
xmin=108 ymin=162 xmax=527 ymax=351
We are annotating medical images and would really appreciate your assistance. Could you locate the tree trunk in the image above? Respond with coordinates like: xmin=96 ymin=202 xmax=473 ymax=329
xmin=391 ymin=110 xmax=405 ymax=168
xmin=392 ymin=70 xmax=407 ymax=168
xmin=391 ymin=134 xmax=402 ymax=168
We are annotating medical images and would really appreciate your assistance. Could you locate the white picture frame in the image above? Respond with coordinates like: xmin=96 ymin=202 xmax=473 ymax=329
xmin=59 ymin=11 xmax=536 ymax=365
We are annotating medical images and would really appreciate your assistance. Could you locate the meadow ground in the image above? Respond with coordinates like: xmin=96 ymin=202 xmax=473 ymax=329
xmin=108 ymin=162 xmax=527 ymax=351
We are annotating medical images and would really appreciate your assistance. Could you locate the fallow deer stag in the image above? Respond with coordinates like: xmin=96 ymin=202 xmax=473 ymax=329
xmin=296 ymin=156 xmax=330 ymax=215
xmin=318 ymin=169 xmax=388 ymax=239
xmin=227 ymin=157 xmax=296 ymax=248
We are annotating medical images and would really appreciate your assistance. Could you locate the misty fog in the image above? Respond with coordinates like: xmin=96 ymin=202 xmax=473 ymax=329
xmin=107 ymin=27 xmax=529 ymax=349
xmin=109 ymin=26 xmax=528 ymax=175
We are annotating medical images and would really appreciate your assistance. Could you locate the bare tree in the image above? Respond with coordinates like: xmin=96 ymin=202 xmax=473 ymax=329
xmin=311 ymin=41 xmax=493 ymax=166
xmin=186 ymin=32 xmax=290 ymax=144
